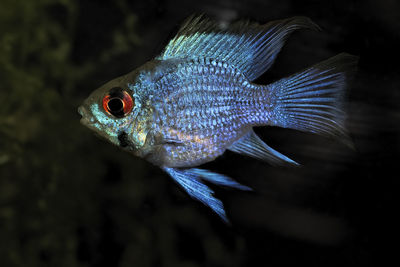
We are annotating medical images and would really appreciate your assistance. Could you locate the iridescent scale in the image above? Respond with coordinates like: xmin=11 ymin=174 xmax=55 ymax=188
xmin=152 ymin=58 xmax=270 ymax=167
xmin=79 ymin=15 xmax=357 ymax=223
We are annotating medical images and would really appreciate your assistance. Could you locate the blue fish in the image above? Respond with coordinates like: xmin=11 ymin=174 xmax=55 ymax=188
xmin=78 ymin=15 xmax=357 ymax=222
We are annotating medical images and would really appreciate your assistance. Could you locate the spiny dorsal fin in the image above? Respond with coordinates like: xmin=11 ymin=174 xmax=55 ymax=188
xmin=157 ymin=15 xmax=319 ymax=81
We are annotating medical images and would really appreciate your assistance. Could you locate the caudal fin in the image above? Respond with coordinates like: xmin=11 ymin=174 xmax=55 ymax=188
xmin=268 ymin=53 xmax=358 ymax=141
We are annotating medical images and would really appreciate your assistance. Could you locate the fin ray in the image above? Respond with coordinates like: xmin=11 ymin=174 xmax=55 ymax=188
xmin=158 ymin=15 xmax=319 ymax=81
xmin=268 ymin=53 xmax=358 ymax=142
xmin=228 ymin=130 xmax=299 ymax=166
xmin=163 ymin=167 xmax=251 ymax=223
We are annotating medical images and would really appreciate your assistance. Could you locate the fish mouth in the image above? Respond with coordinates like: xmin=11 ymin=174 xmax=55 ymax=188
xmin=78 ymin=105 xmax=98 ymax=127
xmin=78 ymin=104 xmax=118 ymax=145
xmin=78 ymin=105 xmax=89 ymax=125
xmin=78 ymin=106 xmax=85 ymax=118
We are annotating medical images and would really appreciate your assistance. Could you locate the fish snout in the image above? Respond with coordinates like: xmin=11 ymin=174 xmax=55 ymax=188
xmin=78 ymin=105 xmax=85 ymax=117
xmin=77 ymin=105 xmax=96 ymax=125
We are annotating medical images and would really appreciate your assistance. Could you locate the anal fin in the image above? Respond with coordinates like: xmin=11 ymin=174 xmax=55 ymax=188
xmin=163 ymin=167 xmax=251 ymax=223
xmin=228 ymin=130 xmax=299 ymax=166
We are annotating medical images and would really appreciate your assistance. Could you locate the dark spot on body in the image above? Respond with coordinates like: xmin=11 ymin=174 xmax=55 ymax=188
xmin=117 ymin=131 xmax=131 ymax=148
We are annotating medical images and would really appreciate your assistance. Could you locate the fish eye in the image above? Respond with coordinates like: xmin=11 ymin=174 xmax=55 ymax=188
xmin=102 ymin=87 xmax=134 ymax=118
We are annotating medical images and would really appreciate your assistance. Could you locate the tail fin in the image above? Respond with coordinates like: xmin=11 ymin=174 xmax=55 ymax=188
xmin=268 ymin=53 xmax=358 ymax=141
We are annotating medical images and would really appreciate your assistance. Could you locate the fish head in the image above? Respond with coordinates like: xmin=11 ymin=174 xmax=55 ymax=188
xmin=78 ymin=72 xmax=147 ymax=152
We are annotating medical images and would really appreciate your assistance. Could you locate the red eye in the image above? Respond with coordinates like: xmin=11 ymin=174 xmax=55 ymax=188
xmin=102 ymin=88 xmax=134 ymax=118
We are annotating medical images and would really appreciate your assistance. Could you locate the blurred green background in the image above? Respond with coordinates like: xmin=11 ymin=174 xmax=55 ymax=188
xmin=1 ymin=0 xmax=399 ymax=266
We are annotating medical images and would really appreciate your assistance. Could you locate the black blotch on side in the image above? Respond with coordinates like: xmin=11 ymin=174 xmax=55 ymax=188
xmin=117 ymin=131 xmax=130 ymax=148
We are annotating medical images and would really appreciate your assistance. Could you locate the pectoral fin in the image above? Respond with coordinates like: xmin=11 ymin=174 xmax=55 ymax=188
xmin=228 ymin=130 xmax=299 ymax=166
xmin=163 ymin=167 xmax=251 ymax=223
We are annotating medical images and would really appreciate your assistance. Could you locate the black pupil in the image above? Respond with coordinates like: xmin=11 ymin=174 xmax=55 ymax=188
xmin=108 ymin=98 xmax=123 ymax=113
xmin=106 ymin=87 xmax=127 ymax=118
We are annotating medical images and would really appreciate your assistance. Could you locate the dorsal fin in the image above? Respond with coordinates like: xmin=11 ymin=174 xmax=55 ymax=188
xmin=157 ymin=15 xmax=319 ymax=81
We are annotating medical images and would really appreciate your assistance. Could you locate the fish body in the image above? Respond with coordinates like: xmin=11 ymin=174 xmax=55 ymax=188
xmin=78 ymin=15 xmax=357 ymax=222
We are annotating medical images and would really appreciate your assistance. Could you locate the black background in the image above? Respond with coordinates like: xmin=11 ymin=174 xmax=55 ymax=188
xmin=1 ymin=0 xmax=399 ymax=266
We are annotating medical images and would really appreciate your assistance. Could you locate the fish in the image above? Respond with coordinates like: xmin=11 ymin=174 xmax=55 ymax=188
xmin=78 ymin=15 xmax=358 ymax=223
